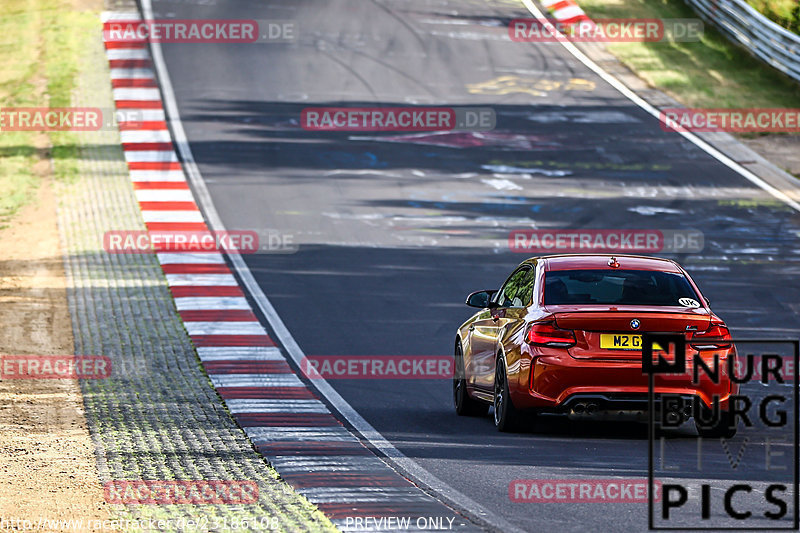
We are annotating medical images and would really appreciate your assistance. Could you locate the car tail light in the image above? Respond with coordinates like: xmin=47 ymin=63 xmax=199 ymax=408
xmin=690 ymin=323 xmax=732 ymax=350
xmin=526 ymin=321 xmax=576 ymax=348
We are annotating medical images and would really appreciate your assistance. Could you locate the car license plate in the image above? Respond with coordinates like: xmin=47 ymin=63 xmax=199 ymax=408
xmin=600 ymin=334 xmax=642 ymax=350
xmin=600 ymin=334 xmax=666 ymax=351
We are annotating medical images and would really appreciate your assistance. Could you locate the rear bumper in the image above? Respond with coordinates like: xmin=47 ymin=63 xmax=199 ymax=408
xmin=559 ymin=393 xmax=697 ymax=422
xmin=561 ymin=392 xmax=694 ymax=412
xmin=511 ymin=351 xmax=735 ymax=411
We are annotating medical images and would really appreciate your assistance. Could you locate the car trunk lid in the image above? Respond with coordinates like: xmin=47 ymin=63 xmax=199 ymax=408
xmin=548 ymin=305 xmax=711 ymax=360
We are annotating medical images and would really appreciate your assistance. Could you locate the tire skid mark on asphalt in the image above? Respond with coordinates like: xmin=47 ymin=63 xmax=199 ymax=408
xmin=101 ymin=11 xmax=486 ymax=530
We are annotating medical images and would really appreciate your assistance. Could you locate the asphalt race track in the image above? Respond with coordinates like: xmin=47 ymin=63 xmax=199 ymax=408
xmin=151 ymin=0 xmax=800 ymax=530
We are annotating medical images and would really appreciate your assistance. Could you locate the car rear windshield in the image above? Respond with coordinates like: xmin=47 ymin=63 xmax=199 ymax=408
xmin=544 ymin=269 xmax=700 ymax=306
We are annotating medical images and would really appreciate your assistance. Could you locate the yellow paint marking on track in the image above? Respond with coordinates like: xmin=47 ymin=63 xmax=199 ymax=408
xmin=466 ymin=75 xmax=595 ymax=96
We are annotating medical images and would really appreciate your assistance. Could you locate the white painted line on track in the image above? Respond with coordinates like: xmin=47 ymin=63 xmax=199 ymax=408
xmin=100 ymin=16 xmax=464 ymax=527
xmin=520 ymin=0 xmax=800 ymax=213
xmin=140 ymin=1 xmax=529 ymax=530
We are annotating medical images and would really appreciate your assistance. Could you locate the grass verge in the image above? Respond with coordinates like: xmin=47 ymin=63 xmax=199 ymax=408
xmin=0 ymin=0 xmax=93 ymax=228
xmin=574 ymin=0 xmax=800 ymax=109
xmin=746 ymin=0 xmax=800 ymax=34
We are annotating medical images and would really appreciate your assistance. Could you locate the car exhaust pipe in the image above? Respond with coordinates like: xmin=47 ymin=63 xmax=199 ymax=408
xmin=572 ymin=403 xmax=586 ymax=415
xmin=586 ymin=403 xmax=598 ymax=414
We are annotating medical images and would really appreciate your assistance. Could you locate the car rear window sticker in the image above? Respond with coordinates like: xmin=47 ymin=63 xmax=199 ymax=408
xmin=678 ymin=297 xmax=701 ymax=308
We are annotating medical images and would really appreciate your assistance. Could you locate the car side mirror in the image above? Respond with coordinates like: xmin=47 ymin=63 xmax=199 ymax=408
xmin=466 ymin=290 xmax=498 ymax=309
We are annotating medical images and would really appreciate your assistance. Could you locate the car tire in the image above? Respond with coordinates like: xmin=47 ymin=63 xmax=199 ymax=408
xmin=453 ymin=342 xmax=489 ymax=417
xmin=494 ymin=354 xmax=523 ymax=432
xmin=694 ymin=406 xmax=737 ymax=438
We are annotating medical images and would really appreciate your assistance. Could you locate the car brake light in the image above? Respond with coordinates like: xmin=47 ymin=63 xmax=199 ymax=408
xmin=527 ymin=322 xmax=576 ymax=347
xmin=690 ymin=324 xmax=731 ymax=350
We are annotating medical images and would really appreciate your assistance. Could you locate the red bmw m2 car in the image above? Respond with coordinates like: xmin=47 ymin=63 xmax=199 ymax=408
xmin=454 ymin=255 xmax=737 ymax=436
